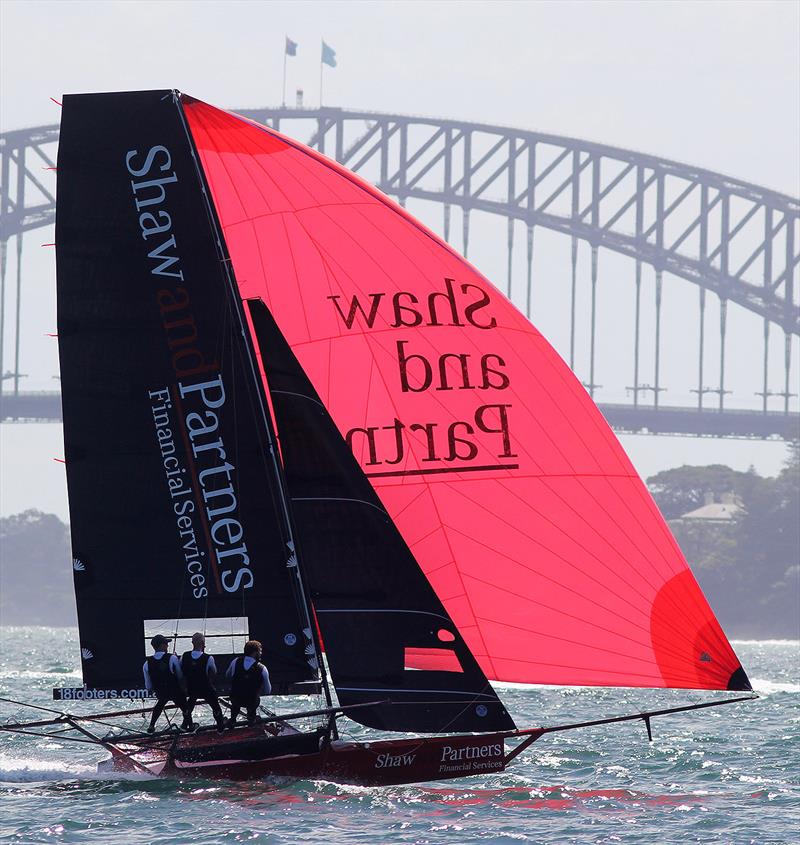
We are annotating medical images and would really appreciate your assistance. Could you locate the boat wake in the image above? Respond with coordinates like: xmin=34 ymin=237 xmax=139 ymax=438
xmin=0 ymin=753 xmax=154 ymax=784
xmin=0 ymin=754 xmax=97 ymax=783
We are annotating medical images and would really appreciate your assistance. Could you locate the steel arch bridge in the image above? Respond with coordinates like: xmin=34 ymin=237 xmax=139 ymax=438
xmin=1 ymin=107 xmax=798 ymax=439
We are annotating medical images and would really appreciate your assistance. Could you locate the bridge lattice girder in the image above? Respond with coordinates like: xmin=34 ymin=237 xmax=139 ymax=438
xmin=242 ymin=108 xmax=799 ymax=336
xmin=1 ymin=110 xmax=797 ymax=333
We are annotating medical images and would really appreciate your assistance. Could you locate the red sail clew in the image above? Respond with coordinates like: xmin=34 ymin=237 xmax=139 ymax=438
xmin=183 ymin=97 xmax=749 ymax=692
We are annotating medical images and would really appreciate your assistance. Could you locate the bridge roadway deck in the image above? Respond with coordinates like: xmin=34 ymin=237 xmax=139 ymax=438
xmin=1 ymin=393 xmax=797 ymax=441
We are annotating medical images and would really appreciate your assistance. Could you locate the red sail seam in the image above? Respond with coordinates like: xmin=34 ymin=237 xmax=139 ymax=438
xmin=487 ymin=652 xmax=723 ymax=680
xmin=447 ymin=523 xmax=672 ymax=642
xmin=419 ymin=480 xmax=498 ymax=679
xmin=487 ymin=657 xmax=713 ymax=685
xmin=203 ymin=108 xmax=294 ymax=217
xmin=471 ymin=613 xmax=672 ymax=667
xmin=364 ymin=471 xmax=639 ymax=490
xmin=532 ymin=476 xmax=670 ymax=595
xmin=553 ymin=474 xmax=713 ymax=635
xmin=449 ymin=480 xmax=659 ymax=613
xmin=216 ymin=105 xmax=490 ymax=276
xmin=464 ymin=573 xmax=699 ymax=669
xmin=278 ymin=213 xmax=314 ymax=342
xmin=380 ymin=486 xmax=428 ymax=522
xmin=603 ymin=477 xmax=721 ymax=632
xmin=630 ymin=476 xmax=737 ymax=652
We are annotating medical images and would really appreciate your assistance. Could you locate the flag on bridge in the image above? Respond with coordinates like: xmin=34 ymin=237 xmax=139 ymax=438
xmin=320 ymin=40 xmax=337 ymax=106
xmin=283 ymin=36 xmax=298 ymax=106
xmin=321 ymin=40 xmax=337 ymax=67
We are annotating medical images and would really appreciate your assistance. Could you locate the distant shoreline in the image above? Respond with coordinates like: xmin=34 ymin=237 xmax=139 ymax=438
xmin=1 ymin=625 xmax=798 ymax=646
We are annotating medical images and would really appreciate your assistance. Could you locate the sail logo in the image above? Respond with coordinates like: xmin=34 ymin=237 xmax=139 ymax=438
xmin=437 ymin=741 xmax=504 ymax=773
xmin=374 ymin=751 xmax=417 ymax=768
xmin=127 ymin=146 xmax=253 ymax=597
xmin=148 ymin=380 xmax=255 ymax=596
xmin=177 ymin=376 xmax=254 ymax=593
xmin=440 ymin=742 xmax=503 ymax=762
xmin=126 ymin=145 xmax=183 ymax=280
xmin=329 ymin=280 xmax=518 ymax=477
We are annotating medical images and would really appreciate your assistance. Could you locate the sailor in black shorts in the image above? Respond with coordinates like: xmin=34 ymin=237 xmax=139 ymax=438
xmin=225 ymin=640 xmax=271 ymax=728
xmin=181 ymin=632 xmax=225 ymax=732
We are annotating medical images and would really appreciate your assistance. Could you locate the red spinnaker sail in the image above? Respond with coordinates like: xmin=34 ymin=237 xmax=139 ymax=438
xmin=183 ymin=98 xmax=749 ymax=691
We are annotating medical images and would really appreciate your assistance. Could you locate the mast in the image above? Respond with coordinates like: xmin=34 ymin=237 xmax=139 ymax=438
xmin=172 ymin=91 xmax=335 ymax=714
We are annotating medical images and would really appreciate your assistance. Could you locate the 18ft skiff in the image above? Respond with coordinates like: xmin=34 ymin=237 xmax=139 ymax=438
xmin=2 ymin=90 xmax=754 ymax=786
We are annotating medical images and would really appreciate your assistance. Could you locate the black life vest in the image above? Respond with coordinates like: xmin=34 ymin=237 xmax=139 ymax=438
xmin=147 ymin=653 xmax=177 ymax=697
xmin=181 ymin=651 xmax=215 ymax=696
xmin=230 ymin=657 xmax=265 ymax=700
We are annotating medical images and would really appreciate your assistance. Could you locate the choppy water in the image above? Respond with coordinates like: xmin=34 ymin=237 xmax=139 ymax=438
xmin=0 ymin=628 xmax=798 ymax=844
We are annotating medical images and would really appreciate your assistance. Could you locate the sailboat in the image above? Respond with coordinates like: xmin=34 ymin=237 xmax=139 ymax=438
xmin=1 ymin=90 xmax=754 ymax=785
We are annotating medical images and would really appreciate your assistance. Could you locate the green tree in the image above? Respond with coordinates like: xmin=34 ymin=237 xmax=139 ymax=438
xmin=732 ymin=446 xmax=800 ymax=636
xmin=646 ymin=464 xmax=751 ymax=519
xmin=0 ymin=510 xmax=76 ymax=626
xmin=647 ymin=454 xmax=799 ymax=638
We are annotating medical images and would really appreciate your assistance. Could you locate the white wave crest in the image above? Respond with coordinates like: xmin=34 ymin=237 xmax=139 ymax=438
xmin=0 ymin=754 xmax=96 ymax=783
xmin=751 ymin=678 xmax=800 ymax=695
xmin=0 ymin=669 xmax=81 ymax=680
xmin=731 ymin=639 xmax=800 ymax=646
xmin=0 ymin=753 xmax=157 ymax=784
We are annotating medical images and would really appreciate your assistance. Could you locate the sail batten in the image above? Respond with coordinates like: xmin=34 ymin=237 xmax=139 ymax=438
xmin=184 ymin=97 xmax=750 ymax=694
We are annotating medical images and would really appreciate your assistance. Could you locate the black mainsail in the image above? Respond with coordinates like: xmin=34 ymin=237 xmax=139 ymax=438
xmin=55 ymin=91 xmax=318 ymax=696
xmin=247 ymin=299 xmax=515 ymax=733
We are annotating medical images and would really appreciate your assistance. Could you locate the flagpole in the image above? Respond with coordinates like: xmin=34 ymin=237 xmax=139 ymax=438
xmin=319 ymin=49 xmax=324 ymax=107
xmin=282 ymin=49 xmax=287 ymax=107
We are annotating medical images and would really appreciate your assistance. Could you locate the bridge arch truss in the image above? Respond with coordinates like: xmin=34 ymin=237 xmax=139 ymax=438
xmin=1 ymin=108 xmax=798 ymax=437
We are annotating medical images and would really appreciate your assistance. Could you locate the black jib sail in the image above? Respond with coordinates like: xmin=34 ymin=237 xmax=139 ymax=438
xmin=247 ymin=299 xmax=516 ymax=733
xmin=55 ymin=91 xmax=319 ymax=698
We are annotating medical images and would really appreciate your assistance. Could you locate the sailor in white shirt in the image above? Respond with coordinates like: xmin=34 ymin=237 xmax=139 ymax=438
xmin=181 ymin=632 xmax=225 ymax=731
xmin=142 ymin=634 xmax=191 ymax=733
xmin=226 ymin=639 xmax=271 ymax=727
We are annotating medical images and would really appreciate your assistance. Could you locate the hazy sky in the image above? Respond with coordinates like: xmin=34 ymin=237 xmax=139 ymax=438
xmin=2 ymin=0 xmax=799 ymax=194
xmin=1 ymin=0 xmax=798 ymax=520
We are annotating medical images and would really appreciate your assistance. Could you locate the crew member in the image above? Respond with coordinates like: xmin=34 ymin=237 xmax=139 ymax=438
xmin=181 ymin=632 xmax=225 ymax=732
xmin=226 ymin=640 xmax=271 ymax=728
xmin=143 ymin=634 xmax=191 ymax=734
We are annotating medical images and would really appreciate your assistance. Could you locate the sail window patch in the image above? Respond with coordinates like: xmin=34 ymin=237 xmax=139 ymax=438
xmin=143 ymin=616 xmax=249 ymax=655
xmin=404 ymin=648 xmax=463 ymax=673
